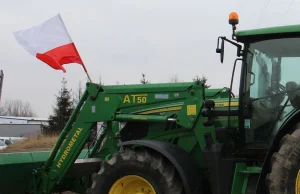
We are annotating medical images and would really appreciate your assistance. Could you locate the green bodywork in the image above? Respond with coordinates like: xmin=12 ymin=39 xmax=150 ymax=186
xmin=3 ymin=21 xmax=300 ymax=194
xmin=0 ymin=81 xmax=237 ymax=194
xmin=0 ymin=150 xmax=90 ymax=194
xmin=235 ymin=24 xmax=300 ymax=38
xmin=231 ymin=163 xmax=262 ymax=194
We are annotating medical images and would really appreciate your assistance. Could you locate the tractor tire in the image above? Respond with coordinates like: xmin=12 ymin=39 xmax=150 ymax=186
xmin=266 ymin=129 xmax=300 ymax=194
xmin=87 ymin=147 xmax=184 ymax=194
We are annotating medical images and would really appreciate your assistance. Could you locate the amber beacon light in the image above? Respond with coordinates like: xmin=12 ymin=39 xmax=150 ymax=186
xmin=229 ymin=12 xmax=239 ymax=26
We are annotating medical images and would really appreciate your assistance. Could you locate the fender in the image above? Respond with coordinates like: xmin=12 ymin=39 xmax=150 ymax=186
xmin=256 ymin=109 xmax=300 ymax=193
xmin=120 ymin=139 xmax=205 ymax=194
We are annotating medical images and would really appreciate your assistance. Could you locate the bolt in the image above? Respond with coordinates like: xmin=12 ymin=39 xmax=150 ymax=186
xmin=90 ymin=96 xmax=96 ymax=100
xmin=190 ymin=90 xmax=195 ymax=96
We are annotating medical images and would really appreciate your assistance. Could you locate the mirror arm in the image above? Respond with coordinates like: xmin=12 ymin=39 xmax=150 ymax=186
xmin=232 ymin=25 xmax=237 ymax=40
xmin=221 ymin=37 xmax=243 ymax=57
xmin=216 ymin=36 xmax=243 ymax=64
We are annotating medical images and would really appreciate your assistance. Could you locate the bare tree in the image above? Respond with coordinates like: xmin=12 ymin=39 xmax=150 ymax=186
xmin=193 ymin=75 xmax=211 ymax=88
xmin=98 ymin=75 xmax=103 ymax=85
xmin=0 ymin=99 xmax=36 ymax=117
xmin=73 ymin=80 xmax=84 ymax=105
xmin=0 ymin=105 xmax=5 ymax=115
xmin=169 ymin=74 xmax=180 ymax=83
xmin=140 ymin=73 xmax=150 ymax=84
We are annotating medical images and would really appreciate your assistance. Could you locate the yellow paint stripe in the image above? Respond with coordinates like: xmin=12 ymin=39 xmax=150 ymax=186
xmin=139 ymin=101 xmax=238 ymax=114
xmin=139 ymin=106 xmax=182 ymax=114
xmin=130 ymin=94 xmax=148 ymax=97
xmin=215 ymin=101 xmax=239 ymax=107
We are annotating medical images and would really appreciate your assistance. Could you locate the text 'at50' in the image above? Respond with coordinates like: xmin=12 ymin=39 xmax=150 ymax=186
xmin=123 ymin=94 xmax=148 ymax=104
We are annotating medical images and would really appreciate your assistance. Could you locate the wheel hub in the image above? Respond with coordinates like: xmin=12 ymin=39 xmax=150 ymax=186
xmin=109 ymin=175 xmax=156 ymax=194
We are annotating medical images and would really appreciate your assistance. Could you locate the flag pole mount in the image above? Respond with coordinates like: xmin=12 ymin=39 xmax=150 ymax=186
xmin=85 ymin=69 xmax=93 ymax=83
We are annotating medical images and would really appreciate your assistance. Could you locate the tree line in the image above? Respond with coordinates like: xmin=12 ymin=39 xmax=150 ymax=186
xmin=141 ymin=73 xmax=211 ymax=88
xmin=0 ymin=99 xmax=36 ymax=117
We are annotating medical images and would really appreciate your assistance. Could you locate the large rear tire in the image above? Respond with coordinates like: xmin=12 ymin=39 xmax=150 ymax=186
xmin=87 ymin=147 xmax=184 ymax=194
xmin=266 ymin=129 xmax=300 ymax=194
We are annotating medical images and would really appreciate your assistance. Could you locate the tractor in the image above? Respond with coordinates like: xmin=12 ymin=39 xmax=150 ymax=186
xmin=1 ymin=12 xmax=300 ymax=194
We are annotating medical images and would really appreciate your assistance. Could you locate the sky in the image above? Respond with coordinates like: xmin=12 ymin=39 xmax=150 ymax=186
xmin=0 ymin=0 xmax=299 ymax=118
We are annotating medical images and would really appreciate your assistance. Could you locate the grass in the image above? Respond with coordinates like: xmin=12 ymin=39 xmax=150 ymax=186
xmin=0 ymin=135 xmax=58 ymax=153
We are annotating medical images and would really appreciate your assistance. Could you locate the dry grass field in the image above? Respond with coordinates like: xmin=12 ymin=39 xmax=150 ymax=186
xmin=0 ymin=135 xmax=58 ymax=153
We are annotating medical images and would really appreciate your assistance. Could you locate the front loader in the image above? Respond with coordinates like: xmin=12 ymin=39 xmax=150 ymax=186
xmin=2 ymin=11 xmax=300 ymax=194
xmin=0 ymin=82 xmax=233 ymax=194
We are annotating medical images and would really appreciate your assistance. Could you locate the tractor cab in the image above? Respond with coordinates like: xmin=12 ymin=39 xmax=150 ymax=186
xmin=215 ymin=12 xmax=300 ymax=153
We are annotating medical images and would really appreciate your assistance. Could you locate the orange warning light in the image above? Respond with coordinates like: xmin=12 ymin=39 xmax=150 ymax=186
xmin=229 ymin=12 xmax=239 ymax=26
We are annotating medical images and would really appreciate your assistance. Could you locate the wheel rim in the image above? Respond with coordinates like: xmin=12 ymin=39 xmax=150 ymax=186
xmin=109 ymin=175 xmax=156 ymax=194
xmin=296 ymin=171 xmax=300 ymax=194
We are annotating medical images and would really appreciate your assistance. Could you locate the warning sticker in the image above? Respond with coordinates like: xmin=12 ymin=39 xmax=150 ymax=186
xmin=155 ymin=94 xmax=169 ymax=99
xmin=187 ymin=104 xmax=196 ymax=115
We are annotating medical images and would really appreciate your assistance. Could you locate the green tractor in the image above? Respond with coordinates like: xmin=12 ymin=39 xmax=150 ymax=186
xmin=2 ymin=11 xmax=300 ymax=194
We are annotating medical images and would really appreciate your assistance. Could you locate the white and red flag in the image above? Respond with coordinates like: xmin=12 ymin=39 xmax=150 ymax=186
xmin=13 ymin=14 xmax=89 ymax=77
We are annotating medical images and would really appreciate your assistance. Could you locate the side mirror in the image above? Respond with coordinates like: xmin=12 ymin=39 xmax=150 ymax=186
xmin=220 ymin=39 xmax=224 ymax=63
xmin=216 ymin=37 xmax=225 ymax=63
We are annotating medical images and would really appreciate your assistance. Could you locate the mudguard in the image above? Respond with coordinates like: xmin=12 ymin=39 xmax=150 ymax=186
xmin=120 ymin=139 xmax=205 ymax=194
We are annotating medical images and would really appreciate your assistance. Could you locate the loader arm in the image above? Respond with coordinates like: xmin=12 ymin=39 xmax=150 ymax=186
xmin=32 ymin=80 xmax=207 ymax=194
xmin=33 ymin=83 xmax=122 ymax=194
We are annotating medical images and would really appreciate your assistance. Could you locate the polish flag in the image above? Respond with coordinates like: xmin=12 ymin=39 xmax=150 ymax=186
xmin=13 ymin=14 xmax=86 ymax=73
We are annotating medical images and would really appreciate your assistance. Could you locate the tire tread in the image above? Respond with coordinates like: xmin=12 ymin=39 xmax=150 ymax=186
xmin=266 ymin=129 xmax=300 ymax=194
xmin=87 ymin=147 xmax=184 ymax=194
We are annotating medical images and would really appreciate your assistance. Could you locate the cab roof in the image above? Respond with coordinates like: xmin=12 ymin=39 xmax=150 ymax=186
xmin=235 ymin=24 xmax=300 ymax=43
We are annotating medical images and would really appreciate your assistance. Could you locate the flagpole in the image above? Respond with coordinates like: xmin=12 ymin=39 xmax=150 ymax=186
xmin=85 ymin=68 xmax=93 ymax=83
xmin=81 ymin=64 xmax=93 ymax=83
xmin=58 ymin=14 xmax=93 ymax=83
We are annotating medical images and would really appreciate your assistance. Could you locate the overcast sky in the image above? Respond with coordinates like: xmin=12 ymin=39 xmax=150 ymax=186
xmin=0 ymin=0 xmax=299 ymax=118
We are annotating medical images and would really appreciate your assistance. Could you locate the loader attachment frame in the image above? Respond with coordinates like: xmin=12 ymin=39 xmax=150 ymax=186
xmin=29 ymin=80 xmax=207 ymax=194
xmin=33 ymin=88 xmax=95 ymax=193
xmin=31 ymin=83 xmax=121 ymax=193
